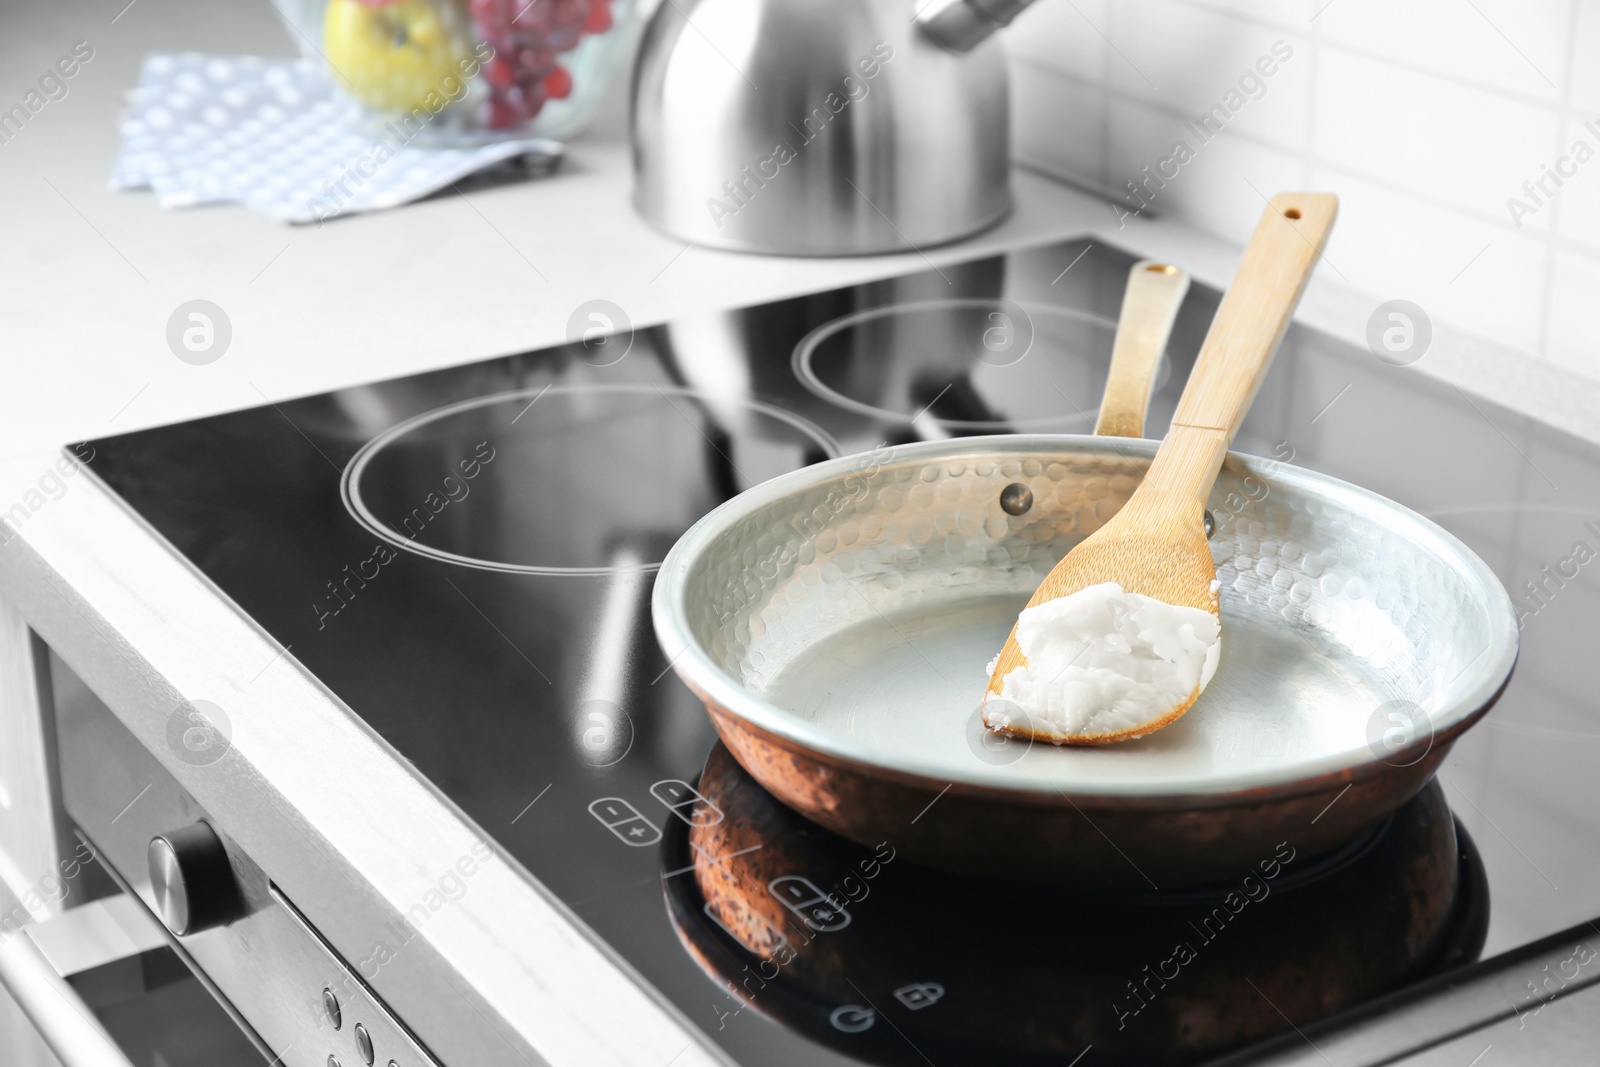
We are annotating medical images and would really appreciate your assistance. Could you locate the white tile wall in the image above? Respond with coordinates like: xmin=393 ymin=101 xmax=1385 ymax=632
xmin=1006 ymin=0 xmax=1600 ymax=381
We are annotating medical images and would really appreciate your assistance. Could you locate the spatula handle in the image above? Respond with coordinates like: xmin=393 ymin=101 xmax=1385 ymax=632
xmin=1094 ymin=261 xmax=1190 ymax=438
xmin=1144 ymin=193 xmax=1339 ymax=504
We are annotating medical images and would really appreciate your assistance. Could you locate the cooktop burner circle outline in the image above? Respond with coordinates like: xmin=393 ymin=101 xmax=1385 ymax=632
xmin=791 ymin=298 xmax=1123 ymax=430
xmin=339 ymin=383 xmax=840 ymax=577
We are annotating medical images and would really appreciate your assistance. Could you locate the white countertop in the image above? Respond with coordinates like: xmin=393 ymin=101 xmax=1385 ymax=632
xmin=3 ymin=0 xmax=1597 ymax=492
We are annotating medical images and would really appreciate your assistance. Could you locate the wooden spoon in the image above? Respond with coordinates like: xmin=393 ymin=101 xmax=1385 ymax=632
xmin=1095 ymin=260 xmax=1191 ymax=439
xmin=984 ymin=193 xmax=1339 ymax=744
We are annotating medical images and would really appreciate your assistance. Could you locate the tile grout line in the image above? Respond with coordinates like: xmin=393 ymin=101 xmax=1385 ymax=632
xmin=1010 ymin=53 xmax=1600 ymax=266
xmin=1534 ymin=0 xmax=1584 ymax=365
xmin=1304 ymin=0 xmax=1320 ymax=192
xmin=1097 ymin=0 xmax=1113 ymax=194
xmin=1163 ymin=0 xmax=1576 ymax=115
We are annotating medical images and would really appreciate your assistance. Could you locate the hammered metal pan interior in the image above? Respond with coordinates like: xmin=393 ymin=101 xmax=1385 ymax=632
xmin=652 ymin=436 xmax=1518 ymax=887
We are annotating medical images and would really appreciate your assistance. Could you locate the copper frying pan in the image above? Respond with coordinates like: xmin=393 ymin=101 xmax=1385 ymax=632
xmin=652 ymin=264 xmax=1518 ymax=888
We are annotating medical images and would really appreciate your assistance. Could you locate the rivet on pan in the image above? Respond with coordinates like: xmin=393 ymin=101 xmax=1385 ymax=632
xmin=1204 ymin=510 xmax=1216 ymax=538
xmin=999 ymin=483 xmax=1034 ymax=516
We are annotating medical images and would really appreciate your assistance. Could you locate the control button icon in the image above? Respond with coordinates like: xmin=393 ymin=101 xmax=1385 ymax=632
xmin=588 ymin=798 xmax=662 ymax=847
xmin=322 ymin=987 xmax=342 ymax=1030
xmin=829 ymin=1005 xmax=876 ymax=1033
xmin=703 ymin=899 xmax=791 ymax=957
xmin=768 ymin=875 xmax=851 ymax=932
xmin=894 ymin=982 xmax=945 ymax=1010
xmin=651 ymin=779 xmax=724 ymax=827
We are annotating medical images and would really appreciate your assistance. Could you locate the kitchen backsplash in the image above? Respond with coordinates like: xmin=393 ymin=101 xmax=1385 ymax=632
xmin=1005 ymin=0 xmax=1599 ymax=382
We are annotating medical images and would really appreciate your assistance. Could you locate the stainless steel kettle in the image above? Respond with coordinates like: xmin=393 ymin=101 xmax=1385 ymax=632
xmin=630 ymin=0 xmax=1037 ymax=256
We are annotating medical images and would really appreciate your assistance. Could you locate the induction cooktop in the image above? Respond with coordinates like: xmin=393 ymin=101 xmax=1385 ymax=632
xmin=78 ymin=238 xmax=1600 ymax=1065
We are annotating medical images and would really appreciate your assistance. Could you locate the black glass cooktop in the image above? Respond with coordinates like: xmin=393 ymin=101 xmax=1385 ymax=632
xmin=81 ymin=239 xmax=1600 ymax=1064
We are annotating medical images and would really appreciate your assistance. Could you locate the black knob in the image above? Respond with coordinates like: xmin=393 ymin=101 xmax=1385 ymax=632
xmin=148 ymin=822 xmax=240 ymax=935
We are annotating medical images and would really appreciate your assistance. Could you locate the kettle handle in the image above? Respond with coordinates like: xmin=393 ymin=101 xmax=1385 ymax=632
xmin=915 ymin=0 xmax=1037 ymax=52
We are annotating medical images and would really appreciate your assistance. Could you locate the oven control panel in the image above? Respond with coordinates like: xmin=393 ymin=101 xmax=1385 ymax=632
xmin=52 ymin=651 xmax=444 ymax=1067
xmin=274 ymin=883 xmax=441 ymax=1067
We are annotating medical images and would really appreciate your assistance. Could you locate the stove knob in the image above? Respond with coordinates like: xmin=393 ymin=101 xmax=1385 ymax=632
xmin=148 ymin=822 xmax=240 ymax=935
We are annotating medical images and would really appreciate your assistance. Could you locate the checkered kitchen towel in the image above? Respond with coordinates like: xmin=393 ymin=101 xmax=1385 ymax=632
xmin=111 ymin=53 xmax=561 ymax=224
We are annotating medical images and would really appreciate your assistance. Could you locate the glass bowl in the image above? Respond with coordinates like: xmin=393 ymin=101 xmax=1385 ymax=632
xmin=275 ymin=0 xmax=641 ymax=143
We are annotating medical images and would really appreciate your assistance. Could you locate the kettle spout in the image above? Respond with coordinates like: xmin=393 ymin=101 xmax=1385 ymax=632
xmin=915 ymin=0 xmax=1038 ymax=52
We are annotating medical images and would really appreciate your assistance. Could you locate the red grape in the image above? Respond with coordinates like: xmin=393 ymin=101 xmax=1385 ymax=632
xmin=468 ymin=0 xmax=614 ymax=127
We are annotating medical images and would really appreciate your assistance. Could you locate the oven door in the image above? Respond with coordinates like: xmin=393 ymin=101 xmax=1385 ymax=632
xmin=0 ymin=887 xmax=269 ymax=1067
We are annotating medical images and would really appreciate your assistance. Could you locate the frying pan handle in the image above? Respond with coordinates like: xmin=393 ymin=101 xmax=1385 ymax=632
xmin=1144 ymin=193 xmax=1338 ymax=505
xmin=1094 ymin=261 xmax=1190 ymax=438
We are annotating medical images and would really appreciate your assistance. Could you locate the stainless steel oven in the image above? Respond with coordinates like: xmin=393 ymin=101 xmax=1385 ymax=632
xmin=26 ymin=645 xmax=444 ymax=1067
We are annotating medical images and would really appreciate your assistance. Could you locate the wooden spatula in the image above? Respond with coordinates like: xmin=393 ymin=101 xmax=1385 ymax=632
xmin=983 ymin=193 xmax=1339 ymax=744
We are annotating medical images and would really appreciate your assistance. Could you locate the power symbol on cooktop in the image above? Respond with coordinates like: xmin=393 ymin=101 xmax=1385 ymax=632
xmin=829 ymin=1005 xmax=875 ymax=1033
